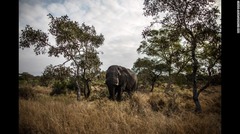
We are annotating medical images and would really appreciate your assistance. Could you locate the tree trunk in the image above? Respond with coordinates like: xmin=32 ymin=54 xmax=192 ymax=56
xmin=76 ymin=67 xmax=81 ymax=101
xmin=76 ymin=80 xmax=81 ymax=101
xmin=150 ymin=81 xmax=155 ymax=92
xmin=191 ymin=40 xmax=202 ymax=112
xmin=84 ymin=79 xmax=91 ymax=98
xmin=165 ymin=75 xmax=173 ymax=93
xmin=165 ymin=60 xmax=173 ymax=92
xmin=83 ymin=68 xmax=91 ymax=98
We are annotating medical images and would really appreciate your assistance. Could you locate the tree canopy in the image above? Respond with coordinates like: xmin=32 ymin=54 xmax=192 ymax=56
xmin=19 ymin=13 xmax=105 ymax=100
xmin=143 ymin=0 xmax=221 ymax=112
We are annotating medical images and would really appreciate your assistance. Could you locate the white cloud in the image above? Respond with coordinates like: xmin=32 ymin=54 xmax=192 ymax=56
xmin=19 ymin=0 xmax=153 ymax=75
xmin=19 ymin=0 xmax=221 ymax=76
xmin=19 ymin=3 xmax=49 ymax=32
xmin=47 ymin=3 xmax=67 ymax=16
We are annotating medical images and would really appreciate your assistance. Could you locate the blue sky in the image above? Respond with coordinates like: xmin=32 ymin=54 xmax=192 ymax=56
xmin=19 ymin=0 xmax=221 ymax=76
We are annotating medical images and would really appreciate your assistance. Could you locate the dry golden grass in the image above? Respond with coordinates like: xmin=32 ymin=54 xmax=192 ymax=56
xmin=19 ymin=85 xmax=221 ymax=134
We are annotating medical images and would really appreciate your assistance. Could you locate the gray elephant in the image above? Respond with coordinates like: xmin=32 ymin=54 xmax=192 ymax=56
xmin=105 ymin=65 xmax=138 ymax=101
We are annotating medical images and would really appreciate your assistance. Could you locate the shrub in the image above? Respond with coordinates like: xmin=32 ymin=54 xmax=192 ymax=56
xmin=19 ymin=86 xmax=36 ymax=100
xmin=50 ymin=81 xmax=67 ymax=96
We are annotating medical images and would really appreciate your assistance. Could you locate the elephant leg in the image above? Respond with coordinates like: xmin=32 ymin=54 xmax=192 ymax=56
xmin=129 ymin=91 xmax=133 ymax=99
xmin=108 ymin=86 xmax=116 ymax=100
xmin=117 ymin=87 xmax=123 ymax=101
xmin=115 ymin=86 xmax=119 ymax=97
xmin=112 ymin=87 xmax=116 ymax=101
xmin=108 ymin=88 xmax=112 ymax=100
xmin=117 ymin=83 xmax=126 ymax=101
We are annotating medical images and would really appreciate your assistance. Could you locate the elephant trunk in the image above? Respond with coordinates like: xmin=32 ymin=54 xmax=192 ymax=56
xmin=106 ymin=76 xmax=119 ymax=86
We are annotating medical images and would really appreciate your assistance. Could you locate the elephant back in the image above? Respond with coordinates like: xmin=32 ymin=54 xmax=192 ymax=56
xmin=119 ymin=67 xmax=137 ymax=91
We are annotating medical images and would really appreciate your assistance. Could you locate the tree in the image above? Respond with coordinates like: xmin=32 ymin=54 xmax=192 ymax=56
xmin=40 ymin=64 xmax=58 ymax=86
xmin=143 ymin=0 xmax=221 ymax=112
xmin=133 ymin=57 xmax=168 ymax=92
xmin=19 ymin=13 xmax=104 ymax=101
xmin=40 ymin=64 xmax=72 ymax=95
xmin=139 ymin=28 xmax=190 ymax=92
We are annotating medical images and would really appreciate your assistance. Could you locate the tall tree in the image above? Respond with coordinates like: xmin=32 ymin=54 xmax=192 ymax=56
xmin=143 ymin=0 xmax=221 ymax=112
xmin=19 ymin=14 xmax=104 ymax=101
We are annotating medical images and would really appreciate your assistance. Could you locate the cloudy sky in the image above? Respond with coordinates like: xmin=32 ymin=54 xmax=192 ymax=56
xmin=19 ymin=0 xmax=221 ymax=76
xmin=19 ymin=0 xmax=154 ymax=76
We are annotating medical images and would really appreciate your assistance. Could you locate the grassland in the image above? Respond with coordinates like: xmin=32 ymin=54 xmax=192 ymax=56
xmin=19 ymin=85 xmax=221 ymax=134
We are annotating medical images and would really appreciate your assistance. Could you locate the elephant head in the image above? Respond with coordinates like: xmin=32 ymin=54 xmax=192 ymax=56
xmin=106 ymin=66 xmax=121 ymax=86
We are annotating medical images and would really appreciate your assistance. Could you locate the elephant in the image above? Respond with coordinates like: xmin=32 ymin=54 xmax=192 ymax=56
xmin=105 ymin=65 xmax=138 ymax=101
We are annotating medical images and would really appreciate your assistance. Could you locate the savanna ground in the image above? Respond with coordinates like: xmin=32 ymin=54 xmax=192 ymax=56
xmin=19 ymin=84 xmax=221 ymax=134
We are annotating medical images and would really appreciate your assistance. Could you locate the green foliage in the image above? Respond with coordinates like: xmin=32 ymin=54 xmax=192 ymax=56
xmin=136 ymin=28 xmax=191 ymax=91
xmin=50 ymin=80 xmax=68 ymax=96
xmin=19 ymin=72 xmax=34 ymax=80
xmin=66 ymin=77 xmax=78 ymax=91
xmin=133 ymin=57 xmax=168 ymax=89
xmin=142 ymin=0 xmax=221 ymax=78
xmin=173 ymin=73 xmax=191 ymax=87
xmin=19 ymin=13 xmax=105 ymax=100
xmin=19 ymin=72 xmax=40 ymax=86
xmin=142 ymin=0 xmax=221 ymax=112
xmin=19 ymin=25 xmax=49 ymax=55
xmin=42 ymin=64 xmax=72 ymax=86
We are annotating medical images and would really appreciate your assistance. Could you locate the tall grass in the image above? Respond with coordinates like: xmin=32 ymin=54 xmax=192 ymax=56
xmin=19 ymin=85 xmax=221 ymax=134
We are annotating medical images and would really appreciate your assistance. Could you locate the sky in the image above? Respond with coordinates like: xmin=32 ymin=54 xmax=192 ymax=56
xmin=19 ymin=0 xmax=154 ymax=76
xmin=19 ymin=0 xmax=221 ymax=76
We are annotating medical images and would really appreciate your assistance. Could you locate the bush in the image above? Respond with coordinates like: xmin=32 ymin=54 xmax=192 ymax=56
xmin=19 ymin=86 xmax=36 ymax=100
xmin=50 ymin=81 xmax=68 ymax=96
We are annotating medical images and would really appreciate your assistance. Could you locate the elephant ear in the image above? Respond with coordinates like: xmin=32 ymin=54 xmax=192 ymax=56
xmin=117 ymin=66 xmax=122 ymax=76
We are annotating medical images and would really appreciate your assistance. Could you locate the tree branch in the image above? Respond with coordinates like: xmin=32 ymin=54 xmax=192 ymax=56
xmin=197 ymin=55 xmax=220 ymax=95
xmin=53 ymin=59 xmax=71 ymax=68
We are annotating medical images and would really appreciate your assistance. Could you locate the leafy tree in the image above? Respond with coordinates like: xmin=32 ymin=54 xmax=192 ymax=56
xmin=40 ymin=64 xmax=72 ymax=95
xmin=39 ymin=64 xmax=56 ymax=86
xmin=139 ymin=28 xmax=190 ymax=92
xmin=19 ymin=14 xmax=104 ymax=101
xmin=133 ymin=57 xmax=168 ymax=92
xmin=143 ymin=0 xmax=221 ymax=112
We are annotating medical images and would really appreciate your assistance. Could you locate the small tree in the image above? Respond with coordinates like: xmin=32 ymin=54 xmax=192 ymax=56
xmin=40 ymin=64 xmax=72 ymax=95
xmin=40 ymin=64 xmax=57 ymax=86
xmin=19 ymin=14 xmax=104 ymax=101
xmin=133 ymin=57 xmax=168 ymax=92
xmin=139 ymin=28 xmax=190 ymax=92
